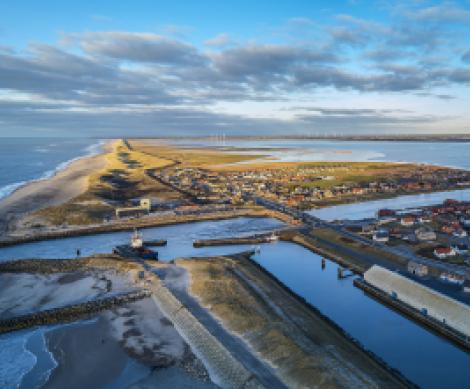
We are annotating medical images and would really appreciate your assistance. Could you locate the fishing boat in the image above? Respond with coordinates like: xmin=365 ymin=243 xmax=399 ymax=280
xmin=113 ymin=229 xmax=158 ymax=260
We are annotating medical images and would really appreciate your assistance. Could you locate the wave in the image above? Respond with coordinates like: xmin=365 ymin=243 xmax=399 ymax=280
xmin=0 ymin=139 xmax=106 ymax=201
xmin=0 ymin=330 xmax=37 ymax=389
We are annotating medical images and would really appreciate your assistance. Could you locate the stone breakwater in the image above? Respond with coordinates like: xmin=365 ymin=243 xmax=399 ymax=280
xmin=145 ymin=274 xmax=261 ymax=389
xmin=0 ymin=290 xmax=150 ymax=334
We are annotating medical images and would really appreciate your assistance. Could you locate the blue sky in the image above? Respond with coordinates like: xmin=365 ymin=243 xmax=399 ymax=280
xmin=1 ymin=0 xmax=470 ymax=136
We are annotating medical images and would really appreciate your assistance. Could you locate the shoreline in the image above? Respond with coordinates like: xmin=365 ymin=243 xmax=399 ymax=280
xmin=0 ymin=140 xmax=114 ymax=234
xmin=0 ymin=139 xmax=109 ymax=201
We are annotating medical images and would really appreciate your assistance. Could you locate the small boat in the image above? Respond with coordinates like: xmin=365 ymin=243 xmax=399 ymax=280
xmin=113 ymin=229 xmax=158 ymax=260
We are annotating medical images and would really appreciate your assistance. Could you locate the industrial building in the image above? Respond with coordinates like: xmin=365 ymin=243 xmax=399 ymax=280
xmin=364 ymin=265 xmax=470 ymax=338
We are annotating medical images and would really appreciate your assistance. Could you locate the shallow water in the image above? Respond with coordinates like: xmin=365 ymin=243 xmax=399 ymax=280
xmin=169 ymin=139 xmax=470 ymax=169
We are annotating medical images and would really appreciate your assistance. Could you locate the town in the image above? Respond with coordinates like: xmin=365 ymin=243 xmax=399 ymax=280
xmin=155 ymin=163 xmax=470 ymax=208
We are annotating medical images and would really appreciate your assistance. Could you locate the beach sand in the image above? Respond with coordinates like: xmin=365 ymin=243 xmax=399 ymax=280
xmin=0 ymin=144 xmax=112 ymax=234
xmin=45 ymin=316 xmax=143 ymax=389
xmin=43 ymin=298 xmax=212 ymax=388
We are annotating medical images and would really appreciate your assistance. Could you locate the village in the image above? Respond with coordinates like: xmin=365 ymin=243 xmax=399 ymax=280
xmin=155 ymin=164 xmax=470 ymax=208
xmin=352 ymin=199 xmax=470 ymax=287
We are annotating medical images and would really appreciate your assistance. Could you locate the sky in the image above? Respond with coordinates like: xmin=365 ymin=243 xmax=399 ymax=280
xmin=1 ymin=0 xmax=470 ymax=137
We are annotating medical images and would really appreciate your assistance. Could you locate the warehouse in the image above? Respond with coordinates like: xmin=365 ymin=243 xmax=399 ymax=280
xmin=364 ymin=265 xmax=470 ymax=338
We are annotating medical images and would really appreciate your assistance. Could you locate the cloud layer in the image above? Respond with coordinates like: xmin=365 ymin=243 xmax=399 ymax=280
xmin=1 ymin=1 xmax=470 ymax=136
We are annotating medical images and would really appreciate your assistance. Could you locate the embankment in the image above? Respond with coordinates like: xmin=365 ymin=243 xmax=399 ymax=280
xmin=144 ymin=272 xmax=258 ymax=388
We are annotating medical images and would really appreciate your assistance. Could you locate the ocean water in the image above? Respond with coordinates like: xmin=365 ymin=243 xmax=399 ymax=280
xmin=0 ymin=138 xmax=105 ymax=200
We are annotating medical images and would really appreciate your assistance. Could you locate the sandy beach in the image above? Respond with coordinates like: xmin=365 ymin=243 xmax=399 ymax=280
xmin=0 ymin=142 xmax=113 ymax=234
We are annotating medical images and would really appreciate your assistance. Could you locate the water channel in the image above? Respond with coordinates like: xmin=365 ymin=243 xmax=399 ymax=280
xmin=1 ymin=215 xmax=469 ymax=388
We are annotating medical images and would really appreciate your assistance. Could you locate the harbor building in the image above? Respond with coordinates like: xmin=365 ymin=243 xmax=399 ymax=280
xmin=364 ymin=265 xmax=470 ymax=338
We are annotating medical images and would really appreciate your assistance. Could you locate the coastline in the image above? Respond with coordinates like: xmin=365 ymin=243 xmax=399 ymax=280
xmin=0 ymin=140 xmax=114 ymax=234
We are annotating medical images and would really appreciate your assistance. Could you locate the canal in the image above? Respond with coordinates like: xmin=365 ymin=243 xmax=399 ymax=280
xmin=1 ymin=216 xmax=469 ymax=388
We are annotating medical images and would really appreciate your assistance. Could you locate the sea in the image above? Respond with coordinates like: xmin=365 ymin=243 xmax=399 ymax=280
xmin=0 ymin=138 xmax=106 ymax=201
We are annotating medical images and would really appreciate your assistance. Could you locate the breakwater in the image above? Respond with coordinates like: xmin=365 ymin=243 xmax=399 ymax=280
xmin=145 ymin=273 xmax=259 ymax=388
xmin=354 ymin=278 xmax=470 ymax=353
xmin=0 ymin=290 xmax=150 ymax=334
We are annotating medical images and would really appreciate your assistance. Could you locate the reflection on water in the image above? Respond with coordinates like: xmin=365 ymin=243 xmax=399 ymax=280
xmin=0 ymin=217 xmax=284 ymax=262
xmin=251 ymin=242 xmax=470 ymax=389
xmin=1 ymin=217 xmax=470 ymax=388
xmin=168 ymin=139 xmax=470 ymax=169
xmin=309 ymin=188 xmax=470 ymax=221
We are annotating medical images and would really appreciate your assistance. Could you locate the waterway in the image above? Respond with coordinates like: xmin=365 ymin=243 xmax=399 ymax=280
xmin=309 ymin=188 xmax=470 ymax=221
xmin=1 ymin=217 xmax=469 ymax=388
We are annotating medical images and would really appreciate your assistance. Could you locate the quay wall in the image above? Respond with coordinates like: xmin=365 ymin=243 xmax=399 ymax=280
xmin=193 ymin=233 xmax=282 ymax=247
xmin=286 ymin=232 xmax=366 ymax=274
xmin=364 ymin=265 xmax=470 ymax=338
xmin=354 ymin=278 xmax=470 ymax=352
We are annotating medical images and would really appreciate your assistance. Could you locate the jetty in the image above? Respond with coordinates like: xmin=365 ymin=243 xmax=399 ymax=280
xmin=193 ymin=232 xmax=279 ymax=248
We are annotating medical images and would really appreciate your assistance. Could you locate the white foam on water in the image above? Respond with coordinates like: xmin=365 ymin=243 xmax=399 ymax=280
xmin=0 ymin=139 xmax=106 ymax=201
xmin=0 ymin=331 xmax=37 ymax=389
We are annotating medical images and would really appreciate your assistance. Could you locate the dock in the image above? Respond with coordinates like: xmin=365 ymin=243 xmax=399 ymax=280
xmin=193 ymin=233 xmax=279 ymax=247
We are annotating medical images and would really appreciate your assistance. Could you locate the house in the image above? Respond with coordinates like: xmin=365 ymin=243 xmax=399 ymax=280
xmin=373 ymin=229 xmax=390 ymax=242
xmin=419 ymin=215 xmax=432 ymax=223
xmin=377 ymin=209 xmax=396 ymax=218
xmin=415 ymin=227 xmax=437 ymax=242
xmin=401 ymin=216 xmax=416 ymax=227
xmin=433 ymin=246 xmax=456 ymax=259
xmin=408 ymin=261 xmax=429 ymax=277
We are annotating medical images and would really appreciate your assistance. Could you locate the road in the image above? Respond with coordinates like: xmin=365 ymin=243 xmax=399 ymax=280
xmin=256 ymin=197 xmax=470 ymax=278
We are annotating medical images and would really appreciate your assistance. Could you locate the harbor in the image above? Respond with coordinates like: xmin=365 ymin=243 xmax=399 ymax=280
xmin=1 ymin=217 xmax=470 ymax=388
